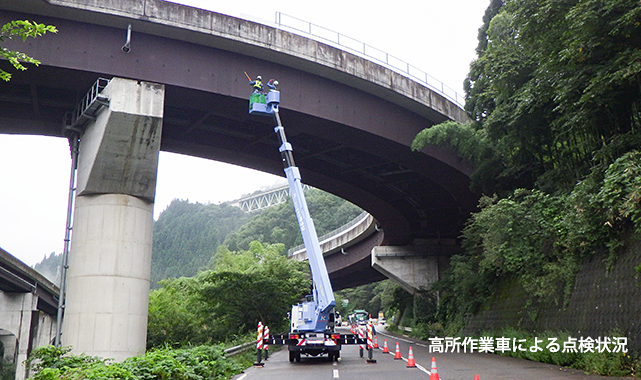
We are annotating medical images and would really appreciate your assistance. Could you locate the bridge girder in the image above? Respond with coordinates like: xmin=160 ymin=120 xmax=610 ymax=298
xmin=0 ymin=0 xmax=478 ymax=289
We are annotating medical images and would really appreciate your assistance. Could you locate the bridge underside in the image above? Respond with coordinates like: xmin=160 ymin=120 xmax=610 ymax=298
xmin=325 ymin=231 xmax=387 ymax=290
xmin=0 ymin=4 xmax=477 ymax=289
xmin=1 ymin=64 xmax=472 ymax=240
xmin=1 ymin=67 xmax=470 ymax=289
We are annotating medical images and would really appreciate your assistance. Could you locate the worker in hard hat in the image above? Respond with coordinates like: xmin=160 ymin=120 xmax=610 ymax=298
xmin=250 ymin=75 xmax=264 ymax=93
xmin=267 ymin=78 xmax=279 ymax=91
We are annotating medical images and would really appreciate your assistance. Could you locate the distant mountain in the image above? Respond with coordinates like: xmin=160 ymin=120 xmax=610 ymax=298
xmin=151 ymin=199 xmax=249 ymax=287
xmin=33 ymin=189 xmax=363 ymax=289
xmin=33 ymin=252 xmax=62 ymax=285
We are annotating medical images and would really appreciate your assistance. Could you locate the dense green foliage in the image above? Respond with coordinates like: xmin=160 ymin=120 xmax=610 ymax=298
xmin=1 ymin=20 xmax=57 ymax=81
xmin=411 ymin=0 xmax=641 ymax=360
xmin=147 ymin=242 xmax=310 ymax=347
xmin=415 ymin=0 xmax=641 ymax=195
xmin=435 ymin=151 xmax=641 ymax=334
xmin=0 ymin=353 xmax=14 ymax=380
xmin=223 ymin=189 xmax=362 ymax=252
xmin=334 ymin=280 xmax=406 ymax=321
xmin=26 ymin=344 xmax=251 ymax=380
xmin=199 ymin=242 xmax=310 ymax=337
xmin=151 ymin=200 xmax=249 ymax=287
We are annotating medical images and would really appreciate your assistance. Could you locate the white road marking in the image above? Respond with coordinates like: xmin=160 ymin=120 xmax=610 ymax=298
xmin=333 ymin=369 xmax=340 ymax=378
xmin=375 ymin=330 xmax=436 ymax=377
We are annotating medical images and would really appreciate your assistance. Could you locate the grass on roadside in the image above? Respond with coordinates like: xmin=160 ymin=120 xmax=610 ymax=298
xmin=26 ymin=343 xmax=255 ymax=380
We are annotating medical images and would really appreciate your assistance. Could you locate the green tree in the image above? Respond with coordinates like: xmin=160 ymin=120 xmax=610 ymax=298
xmin=147 ymin=277 xmax=207 ymax=348
xmin=1 ymin=20 xmax=57 ymax=81
xmin=199 ymin=242 xmax=311 ymax=336
xmin=510 ymin=0 xmax=641 ymax=189
xmin=421 ymin=0 xmax=641 ymax=195
xmin=147 ymin=241 xmax=311 ymax=346
xmin=151 ymin=200 xmax=249 ymax=287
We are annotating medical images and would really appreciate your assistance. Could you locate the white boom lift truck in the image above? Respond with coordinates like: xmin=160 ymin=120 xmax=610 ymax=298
xmin=248 ymin=79 xmax=364 ymax=362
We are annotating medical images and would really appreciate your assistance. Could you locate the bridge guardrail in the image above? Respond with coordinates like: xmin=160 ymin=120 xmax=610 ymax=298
xmin=287 ymin=210 xmax=371 ymax=257
xmin=274 ymin=12 xmax=465 ymax=108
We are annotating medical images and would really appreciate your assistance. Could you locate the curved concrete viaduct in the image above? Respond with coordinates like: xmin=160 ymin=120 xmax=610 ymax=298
xmin=0 ymin=0 xmax=478 ymax=359
xmin=0 ymin=0 xmax=475 ymax=245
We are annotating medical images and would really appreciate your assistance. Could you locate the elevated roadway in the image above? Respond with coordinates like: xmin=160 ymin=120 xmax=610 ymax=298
xmin=0 ymin=0 xmax=477 ymax=289
xmin=0 ymin=248 xmax=58 ymax=380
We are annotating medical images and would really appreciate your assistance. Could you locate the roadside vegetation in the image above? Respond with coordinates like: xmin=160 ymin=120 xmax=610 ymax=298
xmin=147 ymin=241 xmax=311 ymax=347
xmin=407 ymin=0 xmax=641 ymax=376
xmin=19 ymin=0 xmax=641 ymax=377
xmin=25 ymin=345 xmax=253 ymax=380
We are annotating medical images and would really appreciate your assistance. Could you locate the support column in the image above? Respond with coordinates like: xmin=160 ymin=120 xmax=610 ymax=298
xmin=0 ymin=331 xmax=17 ymax=364
xmin=63 ymin=78 xmax=164 ymax=360
xmin=0 ymin=293 xmax=36 ymax=380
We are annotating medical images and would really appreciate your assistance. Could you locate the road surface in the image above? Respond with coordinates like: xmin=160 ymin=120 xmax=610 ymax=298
xmin=232 ymin=327 xmax=629 ymax=380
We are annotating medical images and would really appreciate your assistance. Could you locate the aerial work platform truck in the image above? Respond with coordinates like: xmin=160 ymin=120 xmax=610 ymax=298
xmin=248 ymin=77 xmax=364 ymax=362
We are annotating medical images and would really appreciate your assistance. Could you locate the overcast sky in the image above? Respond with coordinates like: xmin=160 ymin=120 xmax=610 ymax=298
xmin=0 ymin=0 xmax=488 ymax=266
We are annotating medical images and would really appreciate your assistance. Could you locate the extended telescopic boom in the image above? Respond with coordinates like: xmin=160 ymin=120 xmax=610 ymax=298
xmin=272 ymin=109 xmax=337 ymax=321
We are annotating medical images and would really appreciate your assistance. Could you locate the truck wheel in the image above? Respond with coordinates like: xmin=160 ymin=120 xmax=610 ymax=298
xmin=295 ymin=353 xmax=301 ymax=362
xmin=289 ymin=351 xmax=296 ymax=363
xmin=359 ymin=347 xmax=363 ymax=358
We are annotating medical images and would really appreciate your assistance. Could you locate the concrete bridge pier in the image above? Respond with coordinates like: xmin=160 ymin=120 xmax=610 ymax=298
xmin=371 ymin=239 xmax=458 ymax=293
xmin=63 ymin=78 xmax=164 ymax=360
xmin=0 ymin=295 xmax=34 ymax=380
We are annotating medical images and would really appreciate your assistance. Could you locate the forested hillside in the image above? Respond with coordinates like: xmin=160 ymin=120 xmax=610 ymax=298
xmin=35 ymin=188 xmax=363 ymax=288
xmin=33 ymin=252 xmax=62 ymax=284
xmin=411 ymin=0 xmax=641 ymax=337
xmin=151 ymin=200 xmax=250 ymax=287
xmin=152 ymin=189 xmax=361 ymax=285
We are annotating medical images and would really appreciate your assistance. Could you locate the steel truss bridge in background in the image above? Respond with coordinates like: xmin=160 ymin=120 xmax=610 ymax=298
xmin=229 ymin=184 xmax=312 ymax=213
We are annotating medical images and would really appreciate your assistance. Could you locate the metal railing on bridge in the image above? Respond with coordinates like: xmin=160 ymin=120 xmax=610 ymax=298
xmin=287 ymin=210 xmax=373 ymax=257
xmin=62 ymin=77 xmax=110 ymax=137
xmin=274 ymin=12 xmax=465 ymax=108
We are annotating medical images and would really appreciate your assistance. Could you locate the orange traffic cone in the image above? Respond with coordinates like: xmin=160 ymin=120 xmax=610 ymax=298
xmin=407 ymin=346 xmax=416 ymax=368
xmin=429 ymin=357 xmax=439 ymax=380
xmin=383 ymin=339 xmax=389 ymax=353
xmin=394 ymin=342 xmax=402 ymax=359
xmin=374 ymin=335 xmax=379 ymax=349
xmin=474 ymin=376 xmax=480 ymax=380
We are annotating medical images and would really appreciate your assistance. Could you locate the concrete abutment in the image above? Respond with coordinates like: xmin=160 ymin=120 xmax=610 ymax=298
xmin=371 ymin=239 xmax=458 ymax=294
